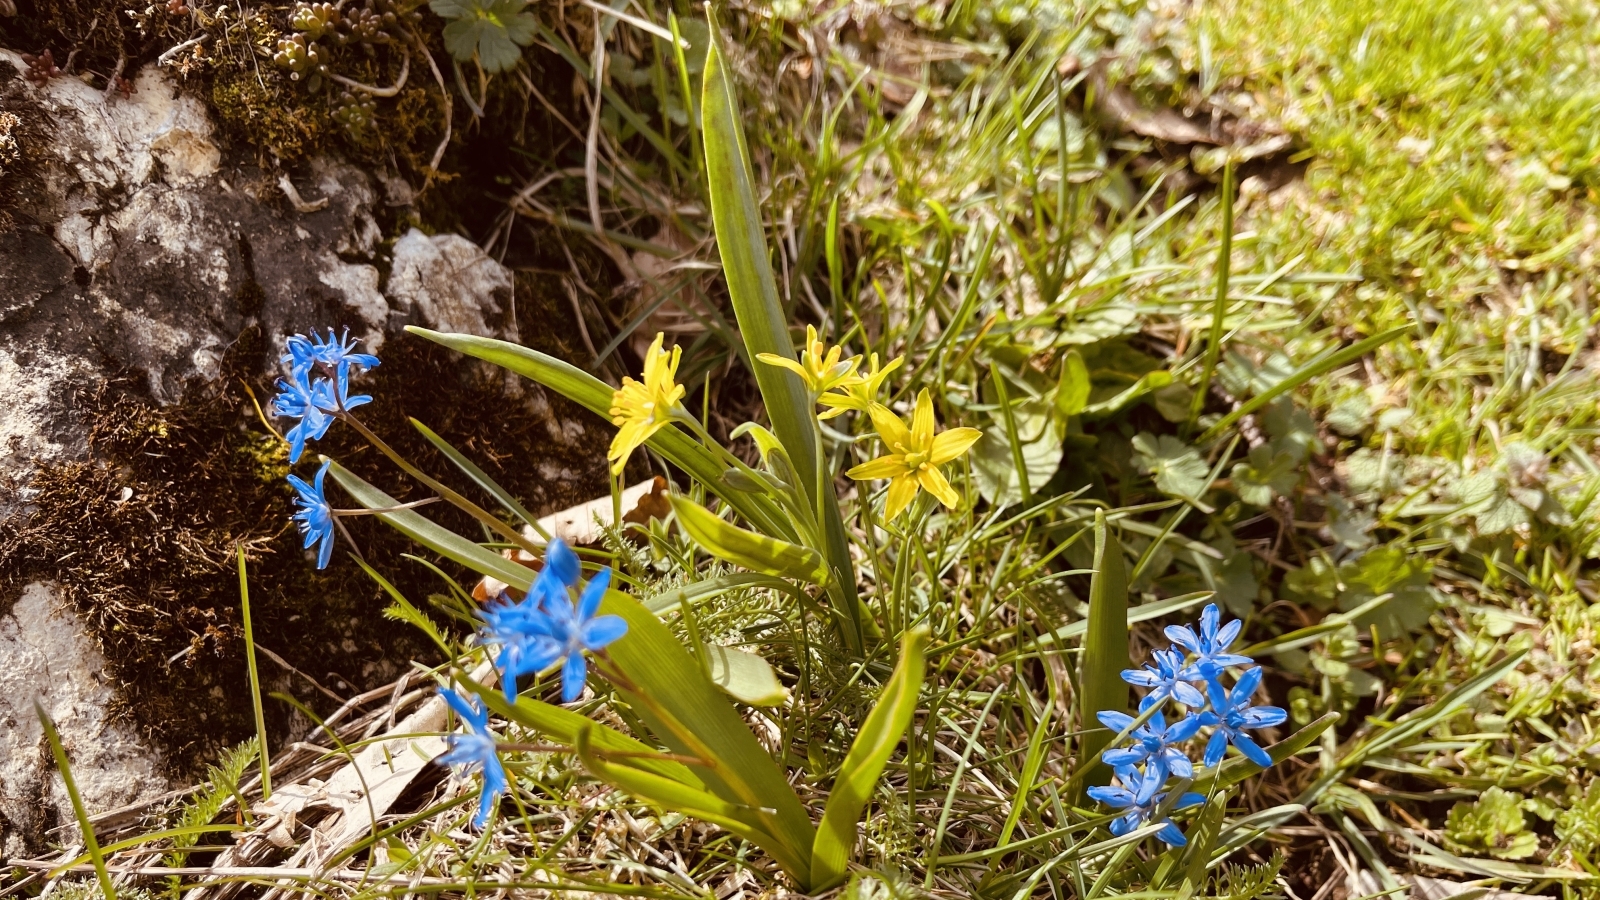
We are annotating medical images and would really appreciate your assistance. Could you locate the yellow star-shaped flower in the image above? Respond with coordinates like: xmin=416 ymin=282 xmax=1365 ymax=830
xmin=819 ymin=352 xmax=902 ymax=420
xmin=608 ymin=333 xmax=686 ymax=475
xmin=756 ymin=325 xmax=864 ymax=396
xmin=846 ymin=389 xmax=982 ymax=520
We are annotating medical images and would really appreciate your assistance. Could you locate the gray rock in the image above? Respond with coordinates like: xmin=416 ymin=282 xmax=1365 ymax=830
xmin=0 ymin=51 xmax=519 ymax=853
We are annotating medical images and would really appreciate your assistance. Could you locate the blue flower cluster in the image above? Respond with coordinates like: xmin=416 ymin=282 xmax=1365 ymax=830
xmin=1088 ymin=603 xmax=1287 ymax=847
xmin=273 ymin=329 xmax=379 ymax=569
xmin=481 ymin=538 xmax=629 ymax=704
xmin=433 ymin=539 xmax=630 ymax=829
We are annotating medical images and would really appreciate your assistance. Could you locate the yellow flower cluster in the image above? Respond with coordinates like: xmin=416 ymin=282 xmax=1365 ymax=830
xmin=609 ymin=329 xmax=980 ymax=520
xmin=607 ymin=333 xmax=686 ymax=475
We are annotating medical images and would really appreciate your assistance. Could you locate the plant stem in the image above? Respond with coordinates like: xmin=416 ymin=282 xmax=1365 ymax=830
xmin=1188 ymin=159 xmax=1235 ymax=431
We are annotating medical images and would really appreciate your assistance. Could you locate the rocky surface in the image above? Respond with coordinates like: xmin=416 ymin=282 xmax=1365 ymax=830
xmin=0 ymin=51 xmax=537 ymax=854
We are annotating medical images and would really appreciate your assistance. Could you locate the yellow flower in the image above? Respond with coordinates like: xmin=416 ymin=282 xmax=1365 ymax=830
xmin=608 ymin=333 xmax=686 ymax=475
xmin=756 ymin=325 xmax=863 ymax=395
xmin=846 ymin=389 xmax=982 ymax=520
xmin=819 ymin=353 xmax=903 ymax=420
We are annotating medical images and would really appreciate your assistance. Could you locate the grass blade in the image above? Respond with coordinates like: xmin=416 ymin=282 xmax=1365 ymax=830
xmin=37 ymin=703 xmax=116 ymax=900
xmin=236 ymin=547 xmax=271 ymax=801
xmin=1188 ymin=160 xmax=1235 ymax=429
xmin=409 ymin=417 xmax=550 ymax=539
xmin=811 ymin=627 xmax=930 ymax=890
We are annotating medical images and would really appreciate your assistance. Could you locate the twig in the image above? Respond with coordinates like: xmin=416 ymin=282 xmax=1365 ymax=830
xmin=251 ymin=644 xmax=345 ymax=704
xmin=412 ymin=31 xmax=452 ymax=188
xmin=101 ymin=55 xmax=125 ymax=100
xmin=325 ymin=50 xmax=409 ymax=97
xmin=277 ymin=175 xmax=329 ymax=213
xmin=157 ymin=34 xmax=209 ymax=66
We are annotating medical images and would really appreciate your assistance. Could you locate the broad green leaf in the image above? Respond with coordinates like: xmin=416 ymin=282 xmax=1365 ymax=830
xmin=404 ymin=328 xmax=795 ymax=542
xmin=706 ymin=644 xmax=789 ymax=707
xmin=1232 ymin=444 xmax=1299 ymax=507
xmin=458 ymin=672 xmax=702 ymax=787
xmin=1082 ymin=370 xmax=1174 ymax=416
xmin=811 ymin=627 xmax=929 ymax=890
xmin=971 ymin=402 xmax=1063 ymax=507
xmin=1132 ymin=433 xmax=1209 ymax=503
xmin=571 ymin=724 xmax=801 ymax=872
xmin=431 ymin=0 xmax=536 ymax=72
xmin=598 ymin=589 xmax=817 ymax=885
xmin=670 ymin=494 xmax=829 ymax=585
xmin=1055 ymin=348 xmax=1091 ymax=417
xmin=702 ymin=32 xmax=862 ymax=651
xmin=325 ymin=461 xmax=534 ymax=591
xmin=1077 ymin=510 xmax=1129 ymax=796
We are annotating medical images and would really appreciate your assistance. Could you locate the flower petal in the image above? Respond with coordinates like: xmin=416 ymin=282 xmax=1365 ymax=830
xmin=1096 ymin=710 xmax=1136 ymax=732
xmin=1203 ymin=729 xmax=1229 ymax=768
xmin=929 ymin=426 xmax=983 ymax=464
xmin=1087 ymin=786 xmax=1135 ymax=808
xmin=911 ymin=389 xmax=936 ymax=450
xmin=1173 ymin=682 xmax=1207 ymax=708
xmin=1156 ymin=821 xmax=1188 ymax=846
xmin=1103 ymin=748 xmax=1145 ymax=767
xmin=1165 ymin=625 xmax=1201 ymax=654
xmin=1240 ymin=705 xmax=1288 ymax=728
xmin=867 ymin=402 xmax=910 ymax=449
xmin=884 ymin=474 xmax=920 ymax=520
xmin=1122 ymin=668 xmax=1161 ymax=687
xmin=582 ymin=614 xmax=628 ymax=650
xmin=1233 ymin=733 xmax=1272 ymax=767
xmin=560 ymin=652 xmax=588 ymax=703
xmin=578 ymin=567 xmax=611 ymax=620
xmin=1233 ymin=666 xmax=1265 ymax=701
xmin=847 ymin=455 xmax=908 ymax=481
xmin=916 ymin=465 xmax=960 ymax=509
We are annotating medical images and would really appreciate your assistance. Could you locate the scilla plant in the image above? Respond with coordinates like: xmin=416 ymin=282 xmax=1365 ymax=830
xmin=260 ymin=31 xmax=1334 ymax=895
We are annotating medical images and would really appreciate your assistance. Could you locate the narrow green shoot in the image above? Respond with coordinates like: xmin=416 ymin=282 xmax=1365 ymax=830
xmin=37 ymin=702 xmax=116 ymax=900
xmin=1188 ymin=160 xmax=1235 ymax=430
xmin=237 ymin=546 xmax=272 ymax=801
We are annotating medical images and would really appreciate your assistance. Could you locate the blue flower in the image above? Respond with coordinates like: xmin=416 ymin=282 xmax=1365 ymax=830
xmin=1098 ymin=709 xmax=1206 ymax=779
xmin=436 ymin=689 xmax=508 ymax=828
xmin=1200 ymin=666 xmax=1288 ymax=768
xmin=283 ymin=328 xmax=381 ymax=391
xmin=478 ymin=539 xmax=626 ymax=703
xmin=1087 ymin=764 xmax=1206 ymax=847
xmin=537 ymin=566 xmax=628 ymax=702
xmin=271 ymin=371 xmax=337 ymax=464
xmin=1165 ymin=603 xmax=1253 ymax=679
xmin=1122 ymin=647 xmax=1207 ymax=711
xmin=288 ymin=460 xmax=336 ymax=569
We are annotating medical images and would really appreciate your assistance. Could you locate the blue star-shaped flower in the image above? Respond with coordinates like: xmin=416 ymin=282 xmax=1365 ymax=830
xmin=271 ymin=371 xmax=337 ymax=464
xmin=282 ymin=327 xmax=381 ymax=396
xmin=1098 ymin=709 xmax=1205 ymax=779
xmin=538 ymin=566 xmax=628 ymax=702
xmin=478 ymin=539 xmax=626 ymax=703
xmin=1087 ymin=764 xmax=1206 ymax=847
xmin=1165 ymin=603 xmax=1254 ymax=679
xmin=1201 ymin=666 xmax=1288 ymax=768
xmin=436 ymin=688 xmax=508 ymax=828
xmin=1122 ymin=647 xmax=1207 ymax=711
xmin=288 ymin=459 xmax=336 ymax=569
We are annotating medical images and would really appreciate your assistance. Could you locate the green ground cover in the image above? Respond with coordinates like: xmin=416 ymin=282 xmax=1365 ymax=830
xmin=14 ymin=0 xmax=1600 ymax=898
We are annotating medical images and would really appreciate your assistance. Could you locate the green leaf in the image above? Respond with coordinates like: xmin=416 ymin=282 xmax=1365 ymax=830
xmin=572 ymin=724 xmax=791 ymax=858
xmin=706 ymin=644 xmax=789 ymax=707
xmin=1445 ymin=787 xmax=1537 ymax=860
xmin=432 ymin=0 xmax=536 ymax=72
xmin=598 ymin=589 xmax=817 ymax=885
xmin=1055 ymin=348 xmax=1091 ymax=417
xmin=325 ymin=461 xmax=536 ymax=591
xmin=1082 ymin=370 xmax=1174 ymax=416
xmin=1232 ymin=444 xmax=1299 ymax=507
xmin=1077 ymin=510 xmax=1129 ymax=796
xmin=458 ymin=672 xmax=703 ymax=787
xmin=810 ymin=627 xmax=929 ymax=890
xmin=409 ymin=418 xmax=542 ymax=534
xmin=404 ymin=328 xmax=794 ymax=542
xmin=701 ymin=30 xmax=862 ymax=651
xmin=971 ymin=401 xmax=1063 ymax=507
xmin=669 ymin=494 xmax=829 ymax=585
xmin=1132 ymin=433 xmax=1209 ymax=503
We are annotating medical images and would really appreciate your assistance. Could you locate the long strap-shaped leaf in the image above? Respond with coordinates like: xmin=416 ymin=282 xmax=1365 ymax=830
xmin=809 ymin=627 xmax=930 ymax=890
xmin=572 ymin=725 xmax=810 ymax=879
xmin=598 ymin=588 xmax=818 ymax=886
xmin=701 ymin=31 xmax=864 ymax=652
xmin=1076 ymin=509 xmax=1129 ymax=798
xmin=404 ymin=327 xmax=794 ymax=542
xmin=326 ymin=461 xmax=537 ymax=591
xmin=670 ymin=494 xmax=829 ymax=585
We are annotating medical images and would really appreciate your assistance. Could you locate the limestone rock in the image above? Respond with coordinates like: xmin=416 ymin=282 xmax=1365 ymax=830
xmin=387 ymin=228 xmax=517 ymax=339
xmin=0 ymin=584 xmax=167 ymax=859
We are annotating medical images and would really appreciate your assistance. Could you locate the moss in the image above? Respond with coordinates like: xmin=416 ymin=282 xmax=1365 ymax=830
xmin=0 ymin=309 xmax=614 ymax=776
xmin=209 ymin=66 xmax=332 ymax=165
